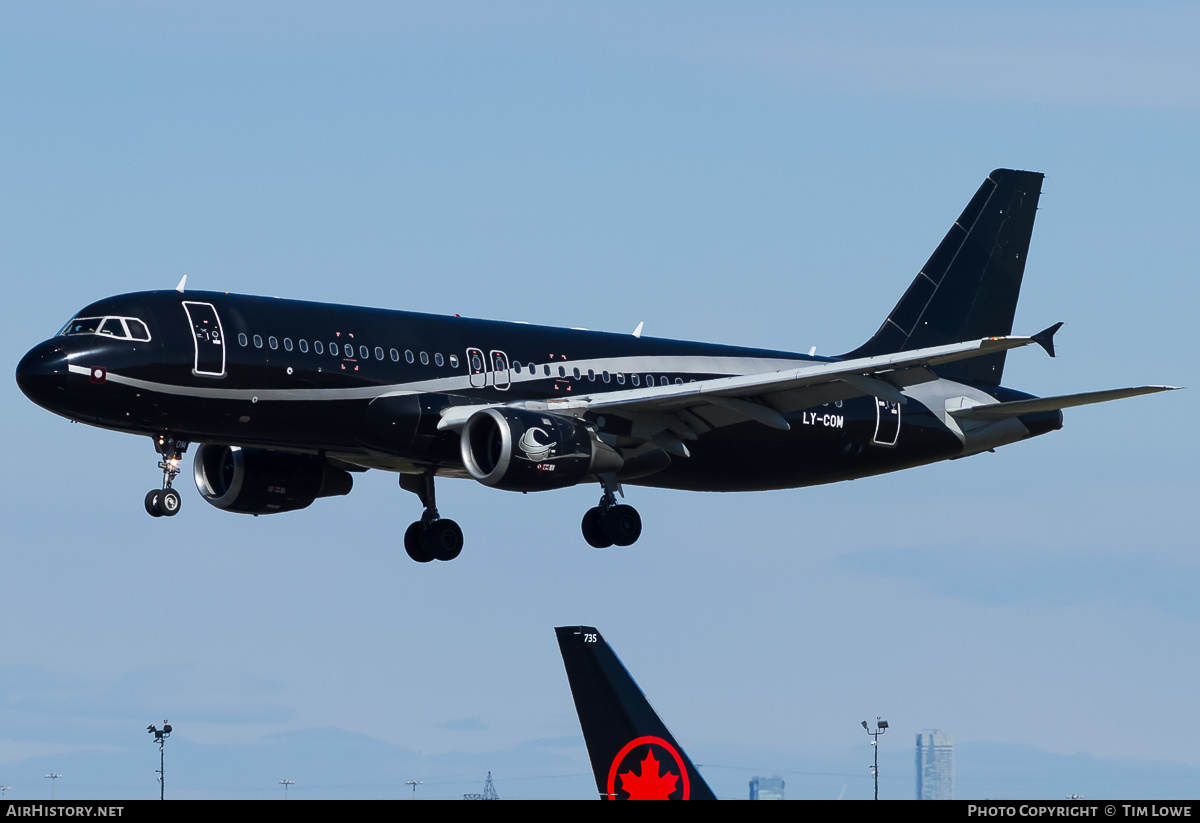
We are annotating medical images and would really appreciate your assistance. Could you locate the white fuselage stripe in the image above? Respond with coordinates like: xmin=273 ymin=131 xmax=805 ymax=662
xmin=68 ymin=354 xmax=813 ymax=402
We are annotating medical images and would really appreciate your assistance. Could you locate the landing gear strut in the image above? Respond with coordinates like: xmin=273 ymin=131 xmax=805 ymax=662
xmin=581 ymin=475 xmax=642 ymax=548
xmin=145 ymin=435 xmax=188 ymax=518
xmin=400 ymin=472 xmax=463 ymax=562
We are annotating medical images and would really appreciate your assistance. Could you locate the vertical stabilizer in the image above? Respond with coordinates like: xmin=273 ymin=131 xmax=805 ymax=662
xmin=843 ymin=168 xmax=1044 ymax=385
xmin=556 ymin=625 xmax=716 ymax=800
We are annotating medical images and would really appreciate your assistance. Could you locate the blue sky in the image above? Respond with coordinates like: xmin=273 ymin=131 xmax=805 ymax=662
xmin=2 ymin=2 xmax=1196 ymax=800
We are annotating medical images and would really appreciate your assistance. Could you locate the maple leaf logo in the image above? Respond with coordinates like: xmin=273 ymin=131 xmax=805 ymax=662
xmin=619 ymin=750 xmax=680 ymax=800
xmin=607 ymin=735 xmax=691 ymax=800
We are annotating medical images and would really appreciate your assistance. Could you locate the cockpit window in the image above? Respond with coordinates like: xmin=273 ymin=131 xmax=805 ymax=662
xmin=58 ymin=315 xmax=151 ymax=342
xmin=59 ymin=317 xmax=102 ymax=336
xmin=98 ymin=317 xmax=127 ymax=337
xmin=126 ymin=318 xmax=151 ymax=341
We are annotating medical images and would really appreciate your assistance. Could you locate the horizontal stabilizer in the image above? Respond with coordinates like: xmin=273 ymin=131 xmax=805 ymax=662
xmin=950 ymin=385 xmax=1180 ymax=420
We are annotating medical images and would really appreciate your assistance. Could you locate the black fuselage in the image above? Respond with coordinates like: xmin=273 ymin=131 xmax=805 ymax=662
xmin=17 ymin=289 xmax=1041 ymax=495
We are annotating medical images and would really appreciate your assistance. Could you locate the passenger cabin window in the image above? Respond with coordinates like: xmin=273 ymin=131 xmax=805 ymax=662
xmin=284 ymin=338 xmax=293 ymax=351
xmin=434 ymin=353 xmax=444 ymax=367
xmin=314 ymin=340 xmax=323 ymax=355
xmin=253 ymin=335 xmax=263 ymax=348
xmin=238 ymin=333 xmax=248 ymax=347
xmin=299 ymin=339 xmax=309 ymax=353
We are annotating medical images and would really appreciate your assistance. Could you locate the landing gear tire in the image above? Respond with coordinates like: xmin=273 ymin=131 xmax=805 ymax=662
xmin=158 ymin=488 xmax=182 ymax=517
xmin=423 ymin=519 xmax=464 ymax=561
xmin=604 ymin=504 xmax=642 ymax=547
xmin=400 ymin=472 xmax=464 ymax=562
xmin=146 ymin=435 xmax=188 ymax=519
xmin=404 ymin=521 xmax=435 ymax=563
xmin=582 ymin=507 xmax=613 ymax=548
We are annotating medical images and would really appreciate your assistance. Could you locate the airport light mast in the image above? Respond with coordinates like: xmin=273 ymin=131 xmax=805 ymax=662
xmin=862 ymin=717 xmax=888 ymax=800
xmin=147 ymin=721 xmax=172 ymax=800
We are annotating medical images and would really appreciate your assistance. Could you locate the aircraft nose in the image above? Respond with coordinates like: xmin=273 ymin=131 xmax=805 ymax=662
xmin=16 ymin=341 xmax=71 ymax=410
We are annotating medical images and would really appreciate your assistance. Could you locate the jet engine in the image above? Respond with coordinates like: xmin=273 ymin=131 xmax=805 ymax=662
xmin=460 ymin=408 xmax=623 ymax=492
xmin=193 ymin=444 xmax=353 ymax=515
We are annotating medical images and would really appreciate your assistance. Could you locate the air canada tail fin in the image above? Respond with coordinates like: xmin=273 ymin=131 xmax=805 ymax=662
xmin=556 ymin=625 xmax=716 ymax=800
xmin=843 ymin=168 xmax=1044 ymax=386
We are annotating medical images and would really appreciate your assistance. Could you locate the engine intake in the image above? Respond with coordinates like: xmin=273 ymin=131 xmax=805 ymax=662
xmin=460 ymin=408 xmax=622 ymax=492
xmin=193 ymin=444 xmax=353 ymax=515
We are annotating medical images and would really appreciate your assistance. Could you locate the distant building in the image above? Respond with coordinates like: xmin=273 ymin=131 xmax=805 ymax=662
xmin=915 ymin=732 xmax=954 ymax=800
xmin=749 ymin=775 xmax=785 ymax=800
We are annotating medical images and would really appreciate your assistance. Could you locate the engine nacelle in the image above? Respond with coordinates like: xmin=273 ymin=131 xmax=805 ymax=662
xmin=460 ymin=408 xmax=623 ymax=492
xmin=193 ymin=444 xmax=353 ymax=515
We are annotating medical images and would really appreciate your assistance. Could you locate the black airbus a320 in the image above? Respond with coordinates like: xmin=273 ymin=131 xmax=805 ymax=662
xmin=16 ymin=170 xmax=1174 ymax=562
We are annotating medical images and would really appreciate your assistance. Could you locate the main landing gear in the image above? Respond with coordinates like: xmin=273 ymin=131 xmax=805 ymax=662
xmin=145 ymin=435 xmax=188 ymax=518
xmin=400 ymin=472 xmax=463 ymax=563
xmin=581 ymin=476 xmax=642 ymax=548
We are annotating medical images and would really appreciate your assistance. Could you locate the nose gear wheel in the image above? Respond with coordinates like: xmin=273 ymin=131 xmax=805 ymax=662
xmin=145 ymin=436 xmax=187 ymax=517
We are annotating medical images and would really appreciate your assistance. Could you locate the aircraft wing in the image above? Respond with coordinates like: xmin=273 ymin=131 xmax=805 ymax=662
xmin=569 ymin=334 xmax=1037 ymax=413
xmin=437 ymin=332 xmax=1050 ymax=450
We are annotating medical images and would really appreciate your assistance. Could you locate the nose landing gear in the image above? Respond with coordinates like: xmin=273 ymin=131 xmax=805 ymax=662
xmin=400 ymin=472 xmax=463 ymax=562
xmin=581 ymin=475 xmax=642 ymax=548
xmin=145 ymin=435 xmax=188 ymax=518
